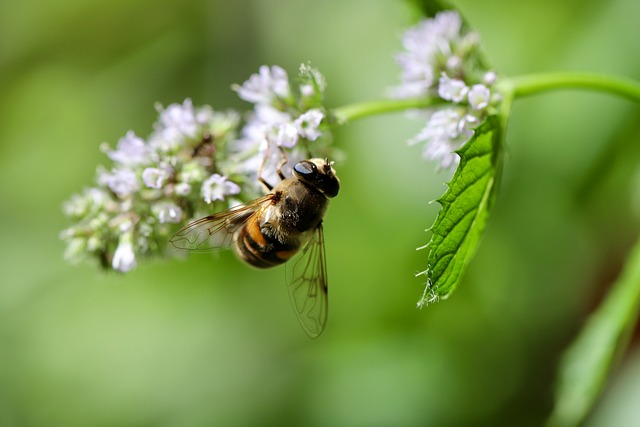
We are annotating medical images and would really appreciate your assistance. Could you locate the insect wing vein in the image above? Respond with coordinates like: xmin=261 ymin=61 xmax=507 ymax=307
xmin=286 ymin=224 xmax=328 ymax=338
xmin=169 ymin=194 xmax=274 ymax=252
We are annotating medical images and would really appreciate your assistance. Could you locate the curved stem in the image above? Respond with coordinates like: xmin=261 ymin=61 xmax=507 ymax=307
xmin=506 ymin=72 xmax=640 ymax=103
xmin=331 ymin=73 xmax=640 ymax=126
xmin=332 ymin=97 xmax=442 ymax=123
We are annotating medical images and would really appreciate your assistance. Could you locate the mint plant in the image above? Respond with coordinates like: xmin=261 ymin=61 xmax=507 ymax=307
xmin=60 ymin=4 xmax=640 ymax=426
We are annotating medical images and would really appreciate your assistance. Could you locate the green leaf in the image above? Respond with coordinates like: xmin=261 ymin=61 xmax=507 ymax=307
xmin=546 ymin=238 xmax=640 ymax=427
xmin=417 ymin=115 xmax=503 ymax=306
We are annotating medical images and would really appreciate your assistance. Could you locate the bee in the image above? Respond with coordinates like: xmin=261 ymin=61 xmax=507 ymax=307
xmin=170 ymin=158 xmax=340 ymax=338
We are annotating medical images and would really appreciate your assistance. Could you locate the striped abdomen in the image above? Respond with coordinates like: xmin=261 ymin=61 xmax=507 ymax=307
xmin=233 ymin=215 xmax=302 ymax=269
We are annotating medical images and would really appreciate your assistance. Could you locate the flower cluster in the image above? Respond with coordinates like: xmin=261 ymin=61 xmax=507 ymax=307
xmin=393 ymin=10 xmax=498 ymax=169
xmin=232 ymin=63 xmax=328 ymax=186
xmin=61 ymin=65 xmax=331 ymax=272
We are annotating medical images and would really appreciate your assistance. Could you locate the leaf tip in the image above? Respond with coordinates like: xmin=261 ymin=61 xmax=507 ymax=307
xmin=416 ymin=282 xmax=440 ymax=308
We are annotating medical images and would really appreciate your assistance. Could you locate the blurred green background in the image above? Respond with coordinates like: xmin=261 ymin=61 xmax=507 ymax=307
xmin=2 ymin=0 xmax=640 ymax=426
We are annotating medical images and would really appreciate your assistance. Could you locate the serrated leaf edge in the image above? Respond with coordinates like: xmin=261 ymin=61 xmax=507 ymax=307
xmin=417 ymin=116 xmax=501 ymax=306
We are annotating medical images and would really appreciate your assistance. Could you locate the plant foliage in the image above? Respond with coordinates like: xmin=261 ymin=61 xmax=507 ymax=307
xmin=418 ymin=115 xmax=503 ymax=306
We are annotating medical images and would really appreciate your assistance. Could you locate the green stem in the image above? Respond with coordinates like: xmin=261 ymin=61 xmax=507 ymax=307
xmin=505 ymin=72 xmax=640 ymax=103
xmin=332 ymin=98 xmax=441 ymax=123
xmin=331 ymin=73 xmax=640 ymax=125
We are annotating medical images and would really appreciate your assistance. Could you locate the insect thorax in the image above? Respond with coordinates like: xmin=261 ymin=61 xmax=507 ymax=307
xmin=272 ymin=180 xmax=327 ymax=234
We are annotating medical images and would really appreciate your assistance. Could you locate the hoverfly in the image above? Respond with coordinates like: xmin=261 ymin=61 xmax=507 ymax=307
xmin=170 ymin=158 xmax=340 ymax=338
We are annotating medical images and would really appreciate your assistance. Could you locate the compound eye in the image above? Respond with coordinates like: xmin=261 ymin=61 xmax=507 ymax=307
xmin=294 ymin=161 xmax=317 ymax=176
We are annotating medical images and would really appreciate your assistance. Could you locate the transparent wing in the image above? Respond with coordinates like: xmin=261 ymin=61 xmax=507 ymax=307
xmin=169 ymin=194 xmax=274 ymax=252
xmin=286 ymin=223 xmax=328 ymax=338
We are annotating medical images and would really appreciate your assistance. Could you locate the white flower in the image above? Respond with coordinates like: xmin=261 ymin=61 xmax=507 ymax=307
xmin=445 ymin=55 xmax=463 ymax=72
xmin=149 ymin=99 xmax=209 ymax=153
xmin=409 ymin=108 xmax=476 ymax=169
xmin=393 ymin=11 xmax=467 ymax=98
xmin=63 ymin=188 xmax=110 ymax=218
xmin=194 ymin=105 xmax=216 ymax=127
xmin=483 ymin=71 xmax=497 ymax=86
xmin=438 ymin=73 xmax=469 ymax=103
xmin=233 ymin=65 xmax=291 ymax=104
xmin=457 ymin=114 xmax=478 ymax=137
xmin=103 ymin=131 xmax=151 ymax=167
xmin=254 ymin=104 xmax=291 ymax=125
xmin=431 ymin=10 xmax=463 ymax=39
xmin=174 ymin=182 xmax=192 ymax=196
xmin=99 ymin=168 xmax=139 ymax=198
xmin=112 ymin=232 xmax=136 ymax=272
xmin=230 ymin=64 xmax=328 ymax=185
xmin=152 ymin=202 xmax=183 ymax=223
xmin=294 ymin=109 xmax=324 ymax=141
xmin=63 ymin=96 xmax=268 ymax=273
xmin=468 ymin=84 xmax=491 ymax=110
xmin=394 ymin=52 xmax=435 ymax=97
xmin=156 ymin=99 xmax=199 ymax=139
xmin=393 ymin=13 xmax=499 ymax=170
xmin=392 ymin=11 xmax=491 ymax=100
xmin=142 ymin=167 xmax=170 ymax=189
xmin=201 ymin=174 xmax=241 ymax=204
xmin=409 ymin=109 xmax=459 ymax=146
xmin=423 ymin=141 xmax=460 ymax=170
xmin=275 ymin=123 xmax=299 ymax=148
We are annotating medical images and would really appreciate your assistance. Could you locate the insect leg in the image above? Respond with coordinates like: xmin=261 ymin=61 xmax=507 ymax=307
xmin=276 ymin=146 xmax=289 ymax=181
xmin=257 ymin=142 xmax=274 ymax=191
xmin=258 ymin=176 xmax=273 ymax=191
